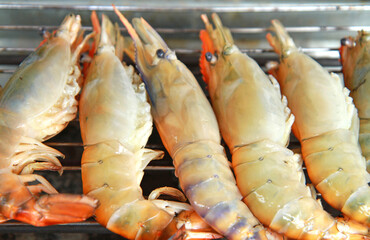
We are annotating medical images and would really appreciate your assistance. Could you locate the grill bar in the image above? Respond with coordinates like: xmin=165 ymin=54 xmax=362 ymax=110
xmin=0 ymin=47 xmax=341 ymax=58
xmin=0 ymin=3 xmax=369 ymax=12
xmin=0 ymin=25 xmax=370 ymax=33
xmin=62 ymin=166 xmax=175 ymax=171
xmin=0 ymin=220 xmax=111 ymax=234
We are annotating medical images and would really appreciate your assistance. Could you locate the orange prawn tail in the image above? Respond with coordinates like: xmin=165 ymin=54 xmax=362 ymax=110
xmin=0 ymin=171 xmax=97 ymax=226
xmin=199 ymin=29 xmax=215 ymax=86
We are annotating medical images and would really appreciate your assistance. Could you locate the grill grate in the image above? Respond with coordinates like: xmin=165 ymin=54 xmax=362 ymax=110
xmin=0 ymin=1 xmax=368 ymax=239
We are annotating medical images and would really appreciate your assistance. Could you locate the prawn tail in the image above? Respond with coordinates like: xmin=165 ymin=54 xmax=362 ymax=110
xmin=266 ymin=19 xmax=297 ymax=57
xmin=0 ymin=171 xmax=97 ymax=226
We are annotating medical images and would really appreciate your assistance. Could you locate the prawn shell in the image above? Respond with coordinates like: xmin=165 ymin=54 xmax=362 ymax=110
xmin=0 ymin=38 xmax=70 ymax=120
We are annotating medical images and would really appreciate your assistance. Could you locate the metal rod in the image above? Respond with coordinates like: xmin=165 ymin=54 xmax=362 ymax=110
xmin=0 ymin=46 xmax=340 ymax=54
xmin=62 ymin=166 xmax=175 ymax=171
xmin=0 ymin=25 xmax=369 ymax=34
xmin=0 ymin=3 xmax=369 ymax=12
xmin=0 ymin=65 xmax=342 ymax=75
xmin=0 ymin=220 xmax=111 ymax=234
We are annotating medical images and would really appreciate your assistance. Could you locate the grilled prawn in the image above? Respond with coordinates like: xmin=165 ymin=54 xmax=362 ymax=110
xmin=80 ymin=13 xmax=221 ymax=240
xmin=200 ymin=13 xmax=368 ymax=239
xmin=340 ymin=31 xmax=370 ymax=172
xmin=266 ymin=20 xmax=370 ymax=228
xmin=0 ymin=14 xmax=97 ymax=226
xmin=113 ymin=9 xmax=277 ymax=240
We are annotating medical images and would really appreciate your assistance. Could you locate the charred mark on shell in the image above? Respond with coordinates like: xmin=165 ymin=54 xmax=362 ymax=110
xmin=156 ymin=49 xmax=165 ymax=58
xmin=328 ymin=147 xmax=334 ymax=151
xmin=258 ymin=157 xmax=264 ymax=161
xmin=98 ymin=160 xmax=103 ymax=164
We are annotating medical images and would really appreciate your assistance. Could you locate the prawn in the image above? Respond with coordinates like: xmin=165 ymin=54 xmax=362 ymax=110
xmin=112 ymin=7 xmax=289 ymax=240
xmin=79 ymin=12 xmax=222 ymax=240
xmin=266 ymin=19 xmax=370 ymax=228
xmin=0 ymin=14 xmax=97 ymax=225
xmin=340 ymin=31 xmax=370 ymax=172
xmin=200 ymin=13 xmax=368 ymax=239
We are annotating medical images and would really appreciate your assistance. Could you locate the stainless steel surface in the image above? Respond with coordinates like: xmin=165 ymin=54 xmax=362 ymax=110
xmin=0 ymin=1 xmax=368 ymax=239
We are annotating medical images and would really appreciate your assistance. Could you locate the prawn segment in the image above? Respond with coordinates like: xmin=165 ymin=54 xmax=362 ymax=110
xmin=200 ymin=13 xmax=368 ymax=239
xmin=340 ymin=31 xmax=370 ymax=172
xmin=115 ymin=8 xmax=270 ymax=240
xmin=80 ymin=13 xmax=220 ymax=239
xmin=267 ymin=19 xmax=370 ymax=228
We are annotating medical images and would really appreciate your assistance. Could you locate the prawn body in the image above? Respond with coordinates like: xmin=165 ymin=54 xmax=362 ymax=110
xmin=267 ymin=20 xmax=370 ymax=228
xmin=80 ymin=14 xmax=221 ymax=240
xmin=0 ymin=14 xmax=97 ymax=226
xmin=200 ymin=13 xmax=368 ymax=239
xmin=340 ymin=31 xmax=370 ymax=172
xmin=0 ymin=15 xmax=87 ymax=172
xmin=115 ymin=9 xmax=269 ymax=240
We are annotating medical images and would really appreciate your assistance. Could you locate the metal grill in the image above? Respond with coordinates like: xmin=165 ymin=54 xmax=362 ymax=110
xmin=0 ymin=1 xmax=368 ymax=239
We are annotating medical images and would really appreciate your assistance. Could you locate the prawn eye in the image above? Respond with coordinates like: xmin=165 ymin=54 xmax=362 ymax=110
xmin=340 ymin=37 xmax=354 ymax=47
xmin=156 ymin=49 xmax=165 ymax=58
xmin=205 ymin=52 xmax=213 ymax=62
xmin=340 ymin=38 xmax=349 ymax=46
xmin=205 ymin=52 xmax=217 ymax=65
